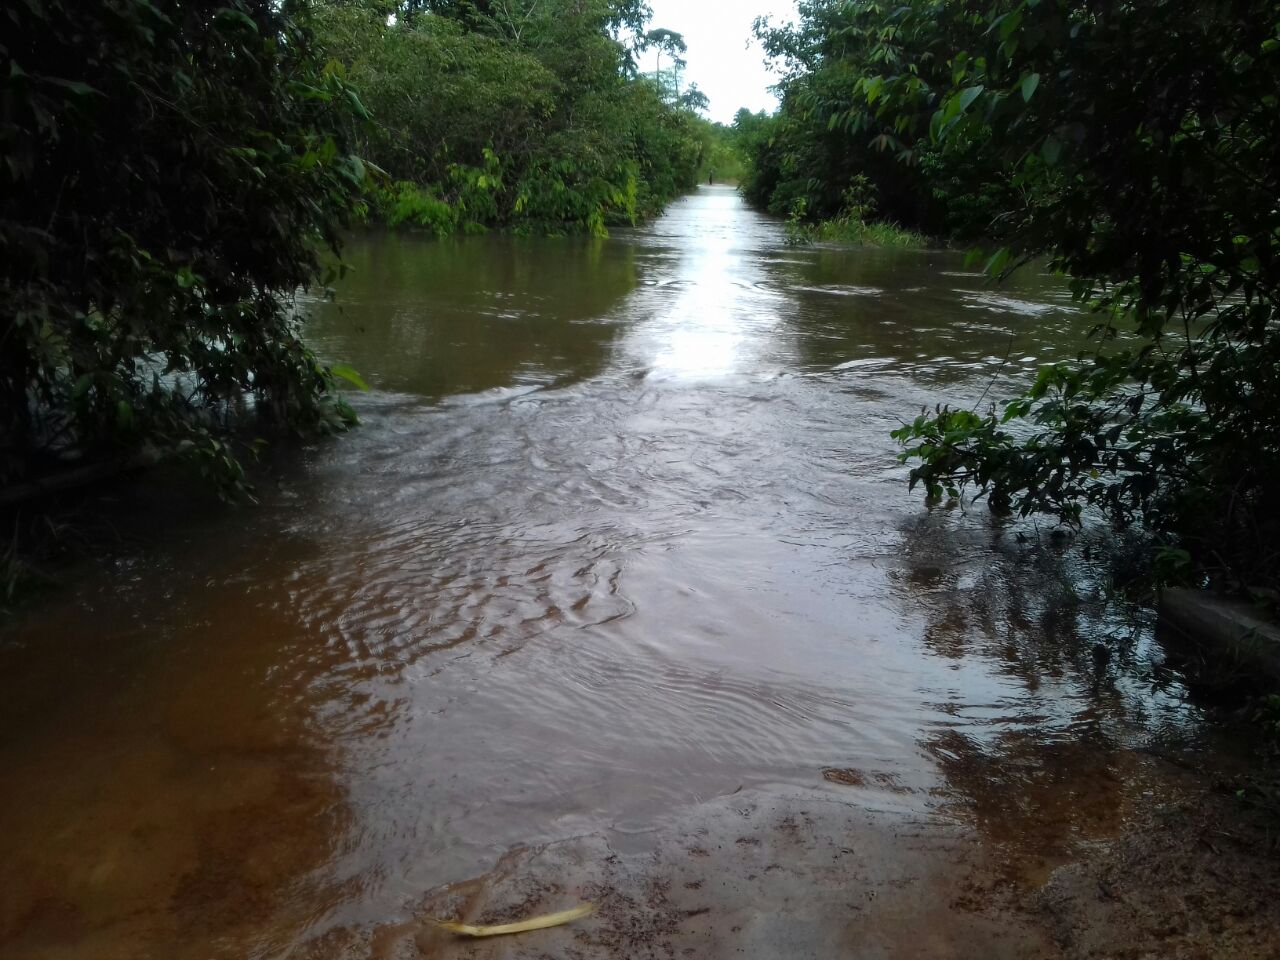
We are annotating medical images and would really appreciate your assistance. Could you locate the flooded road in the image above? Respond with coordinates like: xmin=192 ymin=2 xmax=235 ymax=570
xmin=0 ymin=188 xmax=1240 ymax=958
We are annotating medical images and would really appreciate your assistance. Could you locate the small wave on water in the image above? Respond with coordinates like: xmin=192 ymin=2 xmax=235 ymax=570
xmin=0 ymin=186 xmax=1209 ymax=960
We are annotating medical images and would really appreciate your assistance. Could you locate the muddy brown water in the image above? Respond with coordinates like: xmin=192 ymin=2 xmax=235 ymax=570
xmin=0 ymin=188 xmax=1227 ymax=958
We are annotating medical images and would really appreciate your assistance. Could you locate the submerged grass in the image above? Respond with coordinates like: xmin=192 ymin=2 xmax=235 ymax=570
xmin=778 ymin=185 xmax=930 ymax=249
xmin=785 ymin=214 xmax=929 ymax=249
xmin=815 ymin=217 xmax=929 ymax=247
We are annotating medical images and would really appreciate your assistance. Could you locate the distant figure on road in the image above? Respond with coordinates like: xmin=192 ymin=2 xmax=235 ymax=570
xmin=708 ymin=171 xmax=715 ymax=185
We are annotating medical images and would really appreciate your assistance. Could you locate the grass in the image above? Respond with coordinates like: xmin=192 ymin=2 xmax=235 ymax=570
xmin=786 ymin=214 xmax=930 ymax=248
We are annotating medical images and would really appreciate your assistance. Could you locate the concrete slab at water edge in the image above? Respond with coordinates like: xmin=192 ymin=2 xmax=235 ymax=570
xmin=1159 ymin=588 xmax=1280 ymax=684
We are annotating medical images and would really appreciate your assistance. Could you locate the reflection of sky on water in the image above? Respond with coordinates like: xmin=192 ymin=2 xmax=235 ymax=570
xmin=615 ymin=186 xmax=794 ymax=380
xmin=606 ymin=186 xmax=1099 ymax=395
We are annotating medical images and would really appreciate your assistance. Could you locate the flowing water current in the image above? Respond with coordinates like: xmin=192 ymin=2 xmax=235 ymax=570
xmin=0 ymin=188 xmax=1217 ymax=959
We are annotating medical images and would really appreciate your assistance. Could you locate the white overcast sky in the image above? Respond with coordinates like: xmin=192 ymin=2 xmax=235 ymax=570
xmin=644 ymin=0 xmax=798 ymax=123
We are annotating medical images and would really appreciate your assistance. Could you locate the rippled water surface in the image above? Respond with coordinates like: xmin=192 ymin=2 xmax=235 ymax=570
xmin=0 ymin=188 xmax=1205 ymax=958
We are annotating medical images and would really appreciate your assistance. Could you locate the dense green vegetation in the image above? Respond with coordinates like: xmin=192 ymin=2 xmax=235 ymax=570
xmin=754 ymin=0 xmax=1280 ymax=596
xmin=696 ymin=121 xmax=747 ymax=185
xmin=0 ymin=0 xmax=735 ymax=519
xmin=733 ymin=15 xmax=949 ymax=240
xmin=308 ymin=0 xmax=723 ymax=235
xmin=20 ymin=0 xmax=1275 ymax=611
xmin=1 ymin=0 xmax=368 ymax=499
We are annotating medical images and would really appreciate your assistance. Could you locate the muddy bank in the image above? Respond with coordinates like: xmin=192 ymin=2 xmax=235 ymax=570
xmin=299 ymin=759 xmax=1280 ymax=960
xmin=310 ymin=787 xmax=1055 ymax=960
xmin=1033 ymin=779 xmax=1280 ymax=959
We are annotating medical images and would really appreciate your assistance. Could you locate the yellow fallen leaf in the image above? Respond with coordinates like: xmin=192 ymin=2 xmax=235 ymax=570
xmin=436 ymin=903 xmax=594 ymax=938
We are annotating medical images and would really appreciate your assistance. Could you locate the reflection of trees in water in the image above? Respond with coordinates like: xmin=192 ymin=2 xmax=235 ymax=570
xmin=898 ymin=508 xmax=1170 ymax=696
xmin=304 ymin=233 xmax=640 ymax=398
xmin=761 ymin=244 xmax=1099 ymax=381
xmin=894 ymin=508 xmax=1203 ymax=875
xmin=925 ymin=726 xmax=1138 ymax=882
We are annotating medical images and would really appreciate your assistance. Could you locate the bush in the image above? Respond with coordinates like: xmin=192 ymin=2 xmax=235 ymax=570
xmin=310 ymin=1 xmax=706 ymax=235
xmin=862 ymin=0 xmax=1280 ymax=594
xmin=0 ymin=0 xmax=369 ymax=495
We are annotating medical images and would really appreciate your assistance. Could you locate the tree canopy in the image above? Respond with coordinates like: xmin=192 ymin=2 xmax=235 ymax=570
xmin=1 ymin=0 xmax=368 ymax=495
xmin=748 ymin=0 xmax=1280 ymax=593
xmin=309 ymin=0 xmax=715 ymax=235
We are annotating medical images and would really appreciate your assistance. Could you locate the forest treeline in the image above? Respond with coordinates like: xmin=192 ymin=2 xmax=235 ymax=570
xmin=0 ymin=0 xmax=740 ymax=511
xmin=741 ymin=0 xmax=1280 ymax=596
xmin=311 ymin=0 xmax=738 ymax=235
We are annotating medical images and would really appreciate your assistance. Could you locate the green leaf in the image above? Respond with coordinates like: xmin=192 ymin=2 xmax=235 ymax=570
xmin=1020 ymin=72 xmax=1040 ymax=102
xmin=345 ymin=87 xmax=372 ymax=120
xmin=958 ymin=84 xmax=985 ymax=112
xmin=214 ymin=8 xmax=259 ymax=33
xmin=1041 ymin=134 xmax=1062 ymax=165
xmin=43 ymin=77 xmax=100 ymax=97
xmin=329 ymin=363 xmax=369 ymax=391
xmin=982 ymin=247 xmax=1012 ymax=278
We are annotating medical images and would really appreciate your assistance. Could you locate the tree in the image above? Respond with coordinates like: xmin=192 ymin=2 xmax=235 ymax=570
xmin=401 ymin=0 xmax=656 ymax=66
xmin=679 ymin=83 xmax=710 ymax=115
xmin=741 ymin=3 xmax=949 ymax=227
xmin=644 ymin=26 xmax=687 ymax=66
xmin=311 ymin=0 xmax=706 ymax=234
xmin=644 ymin=26 xmax=687 ymax=99
xmin=841 ymin=0 xmax=1280 ymax=594
xmin=0 ymin=0 xmax=368 ymax=494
